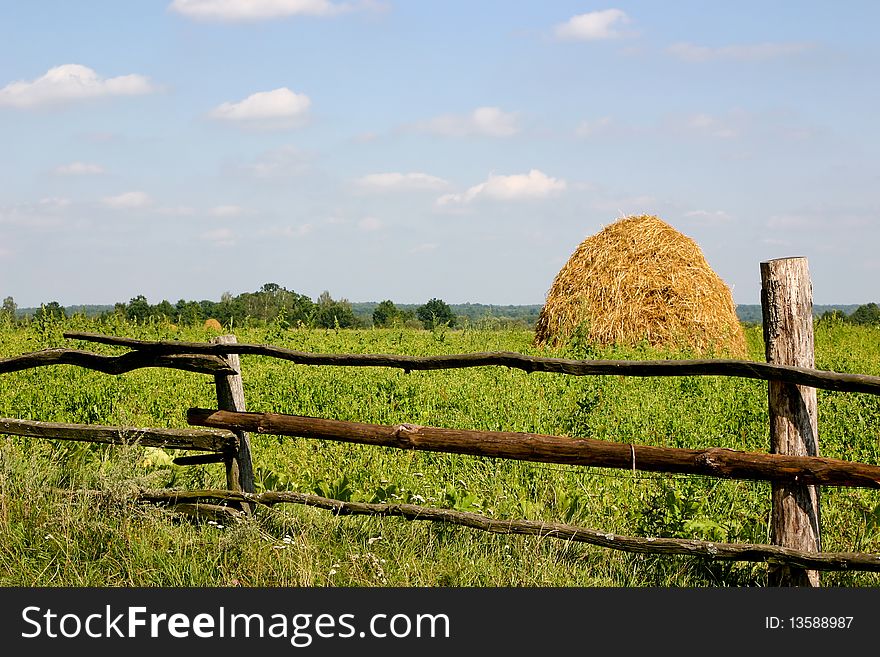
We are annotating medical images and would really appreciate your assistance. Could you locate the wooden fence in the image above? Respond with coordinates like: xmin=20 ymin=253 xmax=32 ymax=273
xmin=2 ymin=257 xmax=880 ymax=586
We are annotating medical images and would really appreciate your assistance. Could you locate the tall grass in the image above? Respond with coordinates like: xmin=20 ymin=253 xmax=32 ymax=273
xmin=0 ymin=315 xmax=879 ymax=586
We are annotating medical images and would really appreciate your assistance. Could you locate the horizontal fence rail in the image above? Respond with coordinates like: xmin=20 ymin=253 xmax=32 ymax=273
xmin=63 ymin=332 xmax=880 ymax=396
xmin=186 ymin=408 xmax=880 ymax=489
xmin=0 ymin=417 xmax=237 ymax=452
xmin=132 ymin=488 xmax=880 ymax=573
xmin=0 ymin=347 xmax=235 ymax=376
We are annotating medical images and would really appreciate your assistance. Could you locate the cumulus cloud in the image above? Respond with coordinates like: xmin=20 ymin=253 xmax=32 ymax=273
xmin=412 ymin=106 xmax=520 ymax=138
xmin=667 ymin=42 xmax=813 ymax=62
xmin=209 ymin=87 xmax=311 ymax=127
xmin=168 ymin=0 xmax=360 ymax=21
xmin=436 ymin=169 xmax=566 ymax=206
xmin=101 ymin=191 xmax=153 ymax=210
xmin=355 ymin=172 xmax=450 ymax=191
xmin=555 ymin=9 xmax=630 ymax=41
xmin=54 ymin=161 xmax=105 ymax=176
xmin=0 ymin=64 xmax=156 ymax=108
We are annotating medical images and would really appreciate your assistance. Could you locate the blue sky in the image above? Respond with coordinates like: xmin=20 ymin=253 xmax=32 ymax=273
xmin=1 ymin=1 xmax=877 ymax=307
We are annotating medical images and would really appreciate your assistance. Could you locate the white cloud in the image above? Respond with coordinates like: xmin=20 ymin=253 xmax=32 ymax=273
xmin=54 ymin=161 xmax=105 ymax=176
xmin=0 ymin=198 xmax=72 ymax=229
xmin=413 ymin=106 xmax=520 ymax=138
xmin=555 ymin=9 xmax=630 ymax=41
xmin=358 ymin=216 xmax=383 ymax=231
xmin=169 ymin=0 xmax=354 ymax=21
xmin=355 ymin=172 xmax=450 ymax=191
xmin=209 ymin=87 xmax=311 ymax=127
xmin=575 ymin=117 xmax=613 ymax=138
xmin=667 ymin=42 xmax=813 ymax=62
xmin=0 ymin=64 xmax=156 ymax=108
xmin=437 ymin=169 xmax=566 ymax=206
xmin=202 ymin=227 xmax=236 ymax=247
xmin=101 ymin=191 xmax=153 ymax=210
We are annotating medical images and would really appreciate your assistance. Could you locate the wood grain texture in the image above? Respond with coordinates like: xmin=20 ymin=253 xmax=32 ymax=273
xmin=762 ymin=257 xmax=821 ymax=587
xmin=0 ymin=416 xmax=236 ymax=451
xmin=212 ymin=335 xmax=255 ymax=495
xmin=186 ymin=408 xmax=880 ymax=488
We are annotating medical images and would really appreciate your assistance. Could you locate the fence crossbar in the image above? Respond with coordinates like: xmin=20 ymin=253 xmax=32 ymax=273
xmin=0 ymin=347 xmax=236 ymax=376
xmin=62 ymin=332 xmax=880 ymax=396
xmin=134 ymin=488 xmax=880 ymax=573
xmin=186 ymin=408 xmax=880 ymax=489
xmin=0 ymin=417 xmax=237 ymax=452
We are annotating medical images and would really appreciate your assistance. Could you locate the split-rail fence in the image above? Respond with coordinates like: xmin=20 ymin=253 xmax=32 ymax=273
xmin=2 ymin=257 xmax=880 ymax=587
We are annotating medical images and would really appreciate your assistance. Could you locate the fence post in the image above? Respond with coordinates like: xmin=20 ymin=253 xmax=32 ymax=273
xmin=760 ymin=257 xmax=820 ymax=586
xmin=212 ymin=335 xmax=255 ymax=497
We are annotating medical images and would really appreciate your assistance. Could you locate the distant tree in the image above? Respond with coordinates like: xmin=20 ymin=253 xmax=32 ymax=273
xmin=126 ymin=295 xmax=151 ymax=322
xmin=235 ymin=283 xmax=313 ymax=324
xmin=416 ymin=298 xmax=456 ymax=329
xmin=153 ymin=300 xmax=175 ymax=320
xmin=175 ymin=299 xmax=203 ymax=325
xmin=1 ymin=296 xmax=15 ymax=321
xmin=32 ymin=301 xmax=66 ymax=323
xmin=372 ymin=300 xmax=400 ymax=327
xmin=312 ymin=291 xmax=359 ymax=329
xmin=849 ymin=303 xmax=880 ymax=326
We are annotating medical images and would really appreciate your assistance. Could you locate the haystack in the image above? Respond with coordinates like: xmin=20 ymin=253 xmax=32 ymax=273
xmin=534 ymin=215 xmax=747 ymax=356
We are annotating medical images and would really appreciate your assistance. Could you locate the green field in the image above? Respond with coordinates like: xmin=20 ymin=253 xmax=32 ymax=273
xmin=1 ymin=315 xmax=879 ymax=587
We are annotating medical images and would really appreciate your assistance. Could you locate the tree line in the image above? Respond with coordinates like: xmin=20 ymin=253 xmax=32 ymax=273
xmin=0 ymin=285 xmax=463 ymax=330
xmin=10 ymin=288 xmax=874 ymax=331
xmin=818 ymin=303 xmax=880 ymax=326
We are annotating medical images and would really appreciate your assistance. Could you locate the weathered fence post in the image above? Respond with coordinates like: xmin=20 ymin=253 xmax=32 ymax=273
xmin=212 ymin=335 xmax=255 ymax=498
xmin=760 ymin=257 xmax=820 ymax=586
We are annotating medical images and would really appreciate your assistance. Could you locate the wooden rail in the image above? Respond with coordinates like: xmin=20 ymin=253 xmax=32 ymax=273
xmin=0 ymin=347 xmax=235 ymax=376
xmin=0 ymin=417 xmax=237 ymax=452
xmin=187 ymin=408 xmax=880 ymax=489
xmin=62 ymin=331 xmax=880 ymax=396
xmin=135 ymin=488 xmax=880 ymax=573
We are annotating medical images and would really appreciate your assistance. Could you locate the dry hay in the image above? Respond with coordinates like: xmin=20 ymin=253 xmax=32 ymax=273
xmin=534 ymin=214 xmax=747 ymax=356
xmin=203 ymin=318 xmax=223 ymax=332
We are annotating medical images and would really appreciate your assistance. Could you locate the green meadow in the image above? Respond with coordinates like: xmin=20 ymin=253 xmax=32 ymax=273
xmin=1 ymin=315 xmax=879 ymax=587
